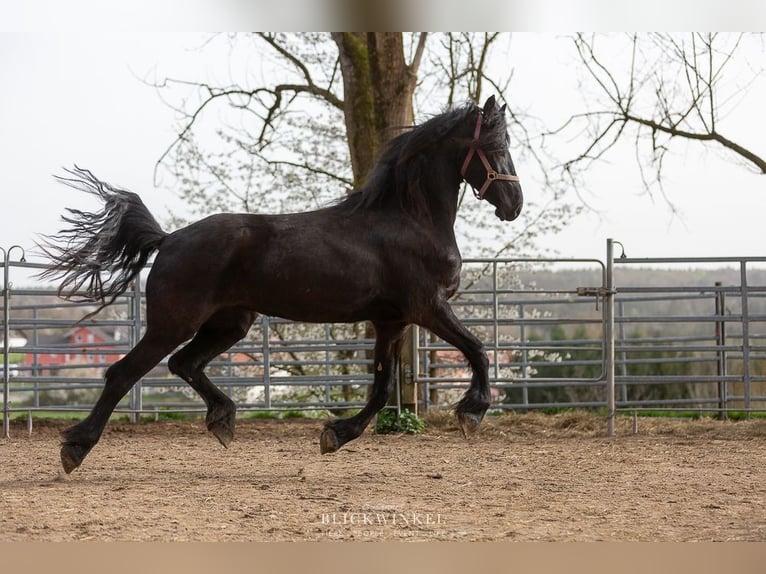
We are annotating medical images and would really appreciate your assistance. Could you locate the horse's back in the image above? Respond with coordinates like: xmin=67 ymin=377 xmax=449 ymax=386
xmin=145 ymin=210 xmax=388 ymax=322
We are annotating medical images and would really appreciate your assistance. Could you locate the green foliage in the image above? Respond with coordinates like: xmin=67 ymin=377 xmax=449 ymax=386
xmin=504 ymin=325 xmax=603 ymax=406
xmin=724 ymin=411 xmax=766 ymax=421
xmin=375 ymin=408 xmax=425 ymax=435
xmin=244 ymin=411 xmax=281 ymax=420
xmin=140 ymin=412 xmax=187 ymax=422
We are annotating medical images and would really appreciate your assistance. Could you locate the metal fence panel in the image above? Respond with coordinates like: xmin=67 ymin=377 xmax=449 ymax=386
xmin=3 ymin=242 xmax=766 ymax=438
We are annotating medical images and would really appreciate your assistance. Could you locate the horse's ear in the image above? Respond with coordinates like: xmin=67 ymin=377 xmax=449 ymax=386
xmin=482 ymin=95 xmax=496 ymax=117
xmin=499 ymin=103 xmax=507 ymax=114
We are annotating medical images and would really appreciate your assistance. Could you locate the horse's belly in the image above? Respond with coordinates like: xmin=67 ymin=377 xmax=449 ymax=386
xmin=254 ymin=287 xmax=371 ymax=323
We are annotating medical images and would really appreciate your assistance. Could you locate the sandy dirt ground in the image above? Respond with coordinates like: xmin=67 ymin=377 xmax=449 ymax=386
xmin=1 ymin=412 xmax=765 ymax=541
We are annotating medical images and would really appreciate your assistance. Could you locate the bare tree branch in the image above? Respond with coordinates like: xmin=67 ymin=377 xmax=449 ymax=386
xmin=408 ymin=32 xmax=428 ymax=77
xmin=257 ymin=33 xmax=344 ymax=111
xmin=152 ymin=34 xmax=346 ymax=186
xmin=554 ymin=32 xmax=765 ymax=190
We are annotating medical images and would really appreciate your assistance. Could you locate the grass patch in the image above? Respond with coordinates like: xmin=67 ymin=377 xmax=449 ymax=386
xmin=375 ymin=408 xmax=425 ymax=434
xmin=716 ymin=410 xmax=766 ymax=421
xmin=139 ymin=412 xmax=188 ymax=422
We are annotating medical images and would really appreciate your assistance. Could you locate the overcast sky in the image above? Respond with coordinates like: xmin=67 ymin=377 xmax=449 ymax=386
xmin=1 ymin=24 xmax=764 ymax=281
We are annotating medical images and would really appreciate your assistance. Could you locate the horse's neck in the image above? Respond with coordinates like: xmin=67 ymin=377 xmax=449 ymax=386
xmin=423 ymin=178 xmax=461 ymax=235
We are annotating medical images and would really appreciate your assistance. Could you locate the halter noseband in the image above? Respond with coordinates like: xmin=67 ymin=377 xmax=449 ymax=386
xmin=460 ymin=111 xmax=520 ymax=200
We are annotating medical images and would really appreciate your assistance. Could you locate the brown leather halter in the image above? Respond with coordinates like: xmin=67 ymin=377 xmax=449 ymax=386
xmin=460 ymin=112 xmax=520 ymax=199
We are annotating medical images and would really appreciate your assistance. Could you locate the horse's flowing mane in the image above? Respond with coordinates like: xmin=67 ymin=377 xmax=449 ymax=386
xmin=337 ymin=102 xmax=486 ymax=216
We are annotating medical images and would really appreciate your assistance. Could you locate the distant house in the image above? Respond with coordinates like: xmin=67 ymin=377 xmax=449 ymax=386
xmin=22 ymin=325 xmax=125 ymax=375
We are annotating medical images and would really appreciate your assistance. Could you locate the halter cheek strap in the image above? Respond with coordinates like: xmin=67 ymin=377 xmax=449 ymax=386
xmin=460 ymin=112 xmax=520 ymax=200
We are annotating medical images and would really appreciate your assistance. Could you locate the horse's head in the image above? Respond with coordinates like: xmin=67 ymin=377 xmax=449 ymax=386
xmin=460 ymin=96 xmax=523 ymax=222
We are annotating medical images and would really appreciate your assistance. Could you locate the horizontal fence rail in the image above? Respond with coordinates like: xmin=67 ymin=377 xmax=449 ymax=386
xmin=3 ymin=242 xmax=766 ymax=437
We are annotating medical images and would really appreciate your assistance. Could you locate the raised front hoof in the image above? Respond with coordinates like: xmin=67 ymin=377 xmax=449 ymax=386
xmin=456 ymin=411 xmax=484 ymax=439
xmin=320 ymin=426 xmax=340 ymax=454
xmin=60 ymin=442 xmax=91 ymax=474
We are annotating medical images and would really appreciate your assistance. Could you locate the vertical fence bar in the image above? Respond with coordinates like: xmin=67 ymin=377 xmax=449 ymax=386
xmin=262 ymin=315 xmax=271 ymax=409
xmin=518 ymin=303 xmax=528 ymax=406
xmin=715 ymin=281 xmax=728 ymax=420
xmin=492 ymin=260 xmax=500 ymax=381
xmin=32 ymin=307 xmax=40 ymax=408
xmin=324 ymin=323 xmax=331 ymax=404
xmin=2 ymin=251 xmax=10 ymax=438
xmin=739 ymin=261 xmax=751 ymax=418
xmin=411 ymin=324 xmax=420 ymax=415
xmin=617 ymin=300 xmax=628 ymax=404
xmin=605 ymin=239 xmax=616 ymax=437
xmin=424 ymin=330 xmax=433 ymax=410
xmin=129 ymin=277 xmax=142 ymax=422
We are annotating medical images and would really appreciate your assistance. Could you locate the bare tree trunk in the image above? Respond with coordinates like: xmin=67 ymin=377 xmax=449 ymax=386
xmin=366 ymin=33 xmax=416 ymax=142
xmin=332 ymin=32 xmax=423 ymax=186
xmin=332 ymin=32 xmax=377 ymax=186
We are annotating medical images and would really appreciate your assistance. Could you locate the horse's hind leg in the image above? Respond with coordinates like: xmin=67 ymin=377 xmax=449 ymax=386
xmin=167 ymin=307 xmax=256 ymax=448
xmin=60 ymin=330 xmax=186 ymax=473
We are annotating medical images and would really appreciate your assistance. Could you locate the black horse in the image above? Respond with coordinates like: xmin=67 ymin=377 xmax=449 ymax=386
xmin=42 ymin=96 xmax=523 ymax=473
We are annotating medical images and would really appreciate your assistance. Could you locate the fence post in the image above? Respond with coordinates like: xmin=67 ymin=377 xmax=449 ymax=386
xmin=262 ymin=315 xmax=271 ymax=409
xmin=605 ymin=239 xmax=616 ymax=437
xmin=2 ymin=245 xmax=26 ymax=439
xmin=714 ymin=281 xmax=728 ymax=420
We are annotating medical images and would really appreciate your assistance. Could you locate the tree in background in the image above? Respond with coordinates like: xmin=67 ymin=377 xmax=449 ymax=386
xmin=154 ymin=32 xmax=575 ymax=259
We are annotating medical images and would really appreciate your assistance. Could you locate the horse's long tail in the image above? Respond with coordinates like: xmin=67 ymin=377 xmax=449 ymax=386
xmin=39 ymin=166 xmax=168 ymax=320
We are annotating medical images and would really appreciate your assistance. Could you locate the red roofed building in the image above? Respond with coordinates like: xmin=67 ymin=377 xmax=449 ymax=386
xmin=22 ymin=325 xmax=125 ymax=376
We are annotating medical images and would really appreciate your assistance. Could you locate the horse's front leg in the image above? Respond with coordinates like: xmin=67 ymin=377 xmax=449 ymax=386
xmin=421 ymin=301 xmax=491 ymax=437
xmin=320 ymin=321 xmax=407 ymax=454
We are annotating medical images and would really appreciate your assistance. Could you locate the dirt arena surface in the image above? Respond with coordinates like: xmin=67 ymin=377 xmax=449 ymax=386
xmin=2 ymin=412 xmax=765 ymax=541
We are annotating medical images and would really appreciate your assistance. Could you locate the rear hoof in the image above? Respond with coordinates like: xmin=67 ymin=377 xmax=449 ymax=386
xmin=208 ymin=418 xmax=235 ymax=448
xmin=60 ymin=443 xmax=91 ymax=474
xmin=210 ymin=424 xmax=234 ymax=448
xmin=207 ymin=404 xmax=236 ymax=448
xmin=456 ymin=411 xmax=484 ymax=438
xmin=320 ymin=427 xmax=339 ymax=454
